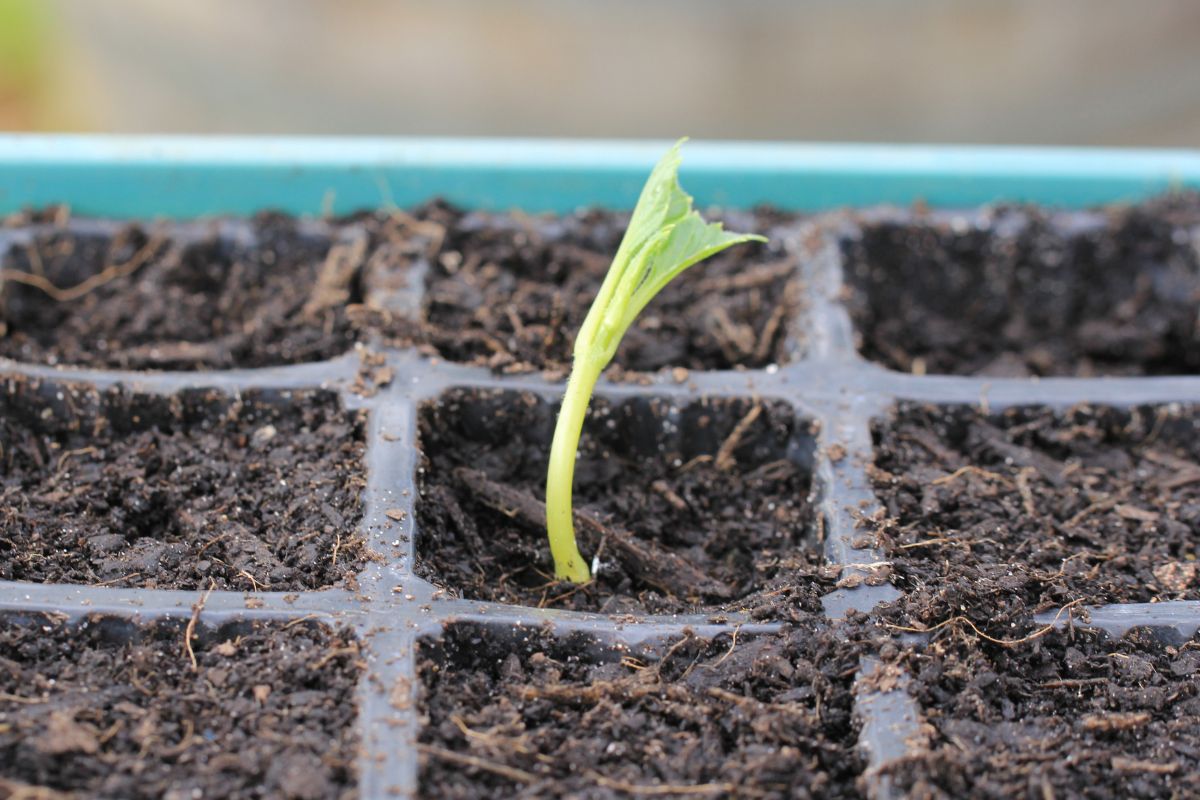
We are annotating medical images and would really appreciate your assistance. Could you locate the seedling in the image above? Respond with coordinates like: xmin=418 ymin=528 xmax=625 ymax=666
xmin=545 ymin=139 xmax=767 ymax=582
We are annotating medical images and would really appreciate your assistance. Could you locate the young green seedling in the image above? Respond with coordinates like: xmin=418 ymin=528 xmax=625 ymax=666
xmin=545 ymin=139 xmax=767 ymax=582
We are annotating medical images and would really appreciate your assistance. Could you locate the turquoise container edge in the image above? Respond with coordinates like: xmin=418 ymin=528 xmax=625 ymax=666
xmin=1 ymin=134 xmax=1199 ymax=219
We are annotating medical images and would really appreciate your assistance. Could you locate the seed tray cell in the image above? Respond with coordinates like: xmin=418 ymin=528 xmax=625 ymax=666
xmin=840 ymin=199 xmax=1200 ymax=377
xmin=871 ymin=401 xmax=1200 ymax=609
xmin=890 ymin=625 xmax=1200 ymax=798
xmin=0 ymin=376 xmax=368 ymax=591
xmin=0 ymin=611 xmax=361 ymax=800
xmin=1 ymin=190 xmax=1198 ymax=799
xmin=417 ymin=621 xmax=865 ymax=799
xmin=415 ymin=388 xmax=820 ymax=615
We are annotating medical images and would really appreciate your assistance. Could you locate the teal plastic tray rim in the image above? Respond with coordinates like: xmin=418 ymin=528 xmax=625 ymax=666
xmin=1 ymin=133 xmax=1198 ymax=218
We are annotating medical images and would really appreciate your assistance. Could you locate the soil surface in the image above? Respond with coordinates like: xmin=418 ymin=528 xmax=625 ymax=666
xmin=0 ymin=376 xmax=367 ymax=590
xmin=0 ymin=203 xmax=801 ymax=374
xmin=413 ymin=203 xmax=803 ymax=374
xmin=0 ymin=212 xmax=363 ymax=370
xmin=0 ymin=614 xmax=361 ymax=800
xmin=415 ymin=389 xmax=826 ymax=617
xmin=418 ymin=621 xmax=866 ymax=799
xmin=871 ymin=403 xmax=1200 ymax=627
xmin=842 ymin=193 xmax=1200 ymax=376
xmin=888 ymin=627 xmax=1200 ymax=799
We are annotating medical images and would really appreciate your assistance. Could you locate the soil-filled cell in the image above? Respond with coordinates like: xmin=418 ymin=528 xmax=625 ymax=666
xmin=0 ymin=377 xmax=367 ymax=590
xmin=415 ymin=389 xmax=823 ymax=616
xmin=418 ymin=622 xmax=865 ymax=799
xmin=415 ymin=203 xmax=803 ymax=373
xmin=0 ymin=614 xmax=361 ymax=800
xmin=842 ymin=195 xmax=1200 ymax=376
xmin=891 ymin=628 xmax=1200 ymax=799
xmin=0 ymin=215 xmax=362 ymax=370
xmin=871 ymin=403 xmax=1200 ymax=620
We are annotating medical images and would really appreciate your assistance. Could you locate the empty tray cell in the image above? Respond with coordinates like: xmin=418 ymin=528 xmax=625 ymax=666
xmin=418 ymin=622 xmax=865 ymax=799
xmin=891 ymin=626 xmax=1200 ymax=797
xmin=0 ymin=613 xmax=361 ymax=799
xmin=841 ymin=194 xmax=1200 ymax=376
xmin=414 ymin=203 xmax=803 ymax=373
xmin=0 ymin=216 xmax=361 ymax=369
xmin=871 ymin=403 xmax=1200 ymax=616
xmin=415 ymin=388 xmax=821 ymax=616
xmin=0 ymin=377 xmax=367 ymax=590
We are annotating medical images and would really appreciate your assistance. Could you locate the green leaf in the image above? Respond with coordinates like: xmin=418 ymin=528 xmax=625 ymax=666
xmin=576 ymin=138 xmax=766 ymax=364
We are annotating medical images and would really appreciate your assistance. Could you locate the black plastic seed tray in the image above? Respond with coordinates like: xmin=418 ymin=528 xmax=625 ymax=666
xmin=2 ymin=207 xmax=1198 ymax=799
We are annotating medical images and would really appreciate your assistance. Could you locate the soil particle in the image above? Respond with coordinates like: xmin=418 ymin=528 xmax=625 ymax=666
xmin=418 ymin=621 xmax=867 ymax=799
xmin=0 ymin=614 xmax=361 ymax=800
xmin=871 ymin=402 xmax=1200 ymax=626
xmin=843 ymin=193 xmax=1200 ymax=376
xmin=414 ymin=389 xmax=827 ymax=616
xmin=0 ymin=376 xmax=367 ymax=590
xmin=888 ymin=628 xmax=1200 ymax=799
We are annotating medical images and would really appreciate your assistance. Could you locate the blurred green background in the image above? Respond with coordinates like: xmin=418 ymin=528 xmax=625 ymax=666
xmin=3 ymin=0 xmax=1199 ymax=145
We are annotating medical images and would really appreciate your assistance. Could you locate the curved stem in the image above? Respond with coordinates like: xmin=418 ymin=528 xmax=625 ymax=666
xmin=545 ymin=356 xmax=602 ymax=583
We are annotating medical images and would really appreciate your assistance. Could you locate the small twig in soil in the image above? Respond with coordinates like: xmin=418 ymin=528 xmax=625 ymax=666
xmin=0 ymin=692 xmax=45 ymax=704
xmin=701 ymin=626 xmax=742 ymax=670
xmin=714 ymin=401 xmax=763 ymax=471
xmin=309 ymin=644 xmax=360 ymax=671
xmin=93 ymin=572 xmax=142 ymax=587
xmin=184 ymin=579 xmax=216 ymax=670
xmin=53 ymin=446 xmax=97 ymax=474
xmin=931 ymin=465 xmax=1014 ymax=488
xmin=195 ymin=532 xmax=231 ymax=555
xmin=585 ymin=771 xmax=745 ymax=797
xmin=1110 ymin=757 xmax=1179 ymax=774
xmin=752 ymin=300 xmax=788 ymax=363
xmin=1038 ymin=677 xmax=1108 ymax=689
xmin=331 ymin=533 xmax=342 ymax=567
xmin=651 ymin=479 xmax=688 ymax=511
xmin=885 ymin=599 xmax=1085 ymax=647
xmin=1015 ymin=467 xmax=1040 ymax=517
xmin=0 ymin=234 xmax=166 ymax=303
xmin=418 ymin=743 xmax=537 ymax=784
xmin=1062 ymin=489 xmax=1132 ymax=529
xmin=158 ymin=718 xmax=197 ymax=758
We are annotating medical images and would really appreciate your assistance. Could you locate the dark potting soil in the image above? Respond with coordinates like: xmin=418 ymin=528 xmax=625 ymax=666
xmin=0 ymin=203 xmax=800 ymax=375
xmin=0 ymin=614 xmax=361 ymax=800
xmin=870 ymin=403 xmax=1200 ymax=626
xmin=888 ymin=627 xmax=1200 ymax=799
xmin=0 ymin=212 xmax=364 ymax=370
xmin=414 ymin=389 xmax=826 ymax=617
xmin=417 ymin=621 xmax=866 ymax=799
xmin=842 ymin=193 xmax=1200 ymax=377
xmin=408 ymin=203 xmax=803 ymax=374
xmin=0 ymin=376 xmax=367 ymax=590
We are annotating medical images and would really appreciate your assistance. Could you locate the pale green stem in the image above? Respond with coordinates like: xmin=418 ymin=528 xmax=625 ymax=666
xmin=545 ymin=355 xmax=603 ymax=583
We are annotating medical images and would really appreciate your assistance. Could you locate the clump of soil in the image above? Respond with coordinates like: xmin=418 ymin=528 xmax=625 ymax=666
xmin=414 ymin=203 xmax=803 ymax=373
xmin=0 ymin=377 xmax=367 ymax=590
xmin=888 ymin=627 xmax=1200 ymax=799
xmin=0 ymin=613 xmax=361 ymax=800
xmin=871 ymin=403 xmax=1200 ymax=626
xmin=418 ymin=621 xmax=866 ymax=799
xmin=0 ymin=213 xmax=364 ymax=370
xmin=842 ymin=193 xmax=1200 ymax=376
xmin=414 ymin=389 xmax=824 ymax=616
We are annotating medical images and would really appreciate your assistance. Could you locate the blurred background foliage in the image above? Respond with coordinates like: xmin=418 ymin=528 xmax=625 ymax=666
xmin=1 ymin=0 xmax=1199 ymax=145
